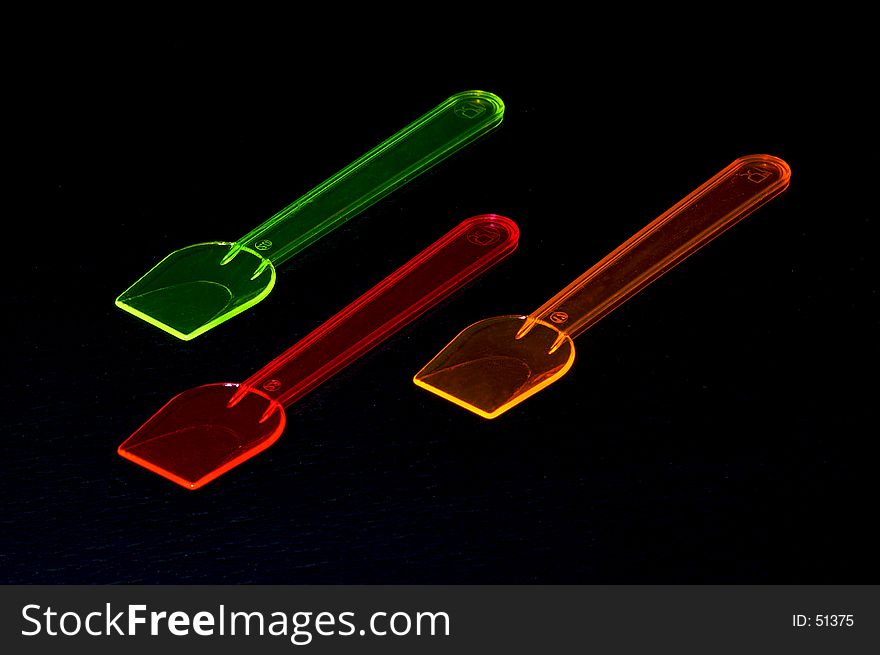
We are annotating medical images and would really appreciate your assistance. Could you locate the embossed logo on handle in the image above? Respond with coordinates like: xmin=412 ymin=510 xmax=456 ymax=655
xmin=737 ymin=167 xmax=772 ymax=184
xmin=454 ymin=101 xmax=487 ymax=120
xmin=466 ymin=226 xmax=501 ymax=246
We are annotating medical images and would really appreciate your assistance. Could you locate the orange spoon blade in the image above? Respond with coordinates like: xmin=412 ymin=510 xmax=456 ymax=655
xmin=414 ymin=316 xmax=574 ymax=418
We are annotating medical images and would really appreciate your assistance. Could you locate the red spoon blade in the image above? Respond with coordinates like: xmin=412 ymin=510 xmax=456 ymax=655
xmin=118 ymin=384 xmax=285 ymax=490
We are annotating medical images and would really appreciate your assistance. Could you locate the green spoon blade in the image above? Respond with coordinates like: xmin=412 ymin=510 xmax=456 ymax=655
xmin=117 ymin=90 xmax=504 ymax=339
xmin=116 ymin=243 xmax=275 ymax=340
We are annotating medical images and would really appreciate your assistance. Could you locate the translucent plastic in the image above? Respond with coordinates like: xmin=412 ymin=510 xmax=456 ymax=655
xmin=118 ymin=215 xmax=519 ymax=489
xmin=415 ymin=155 xmax=792 ymax=418
xmin=116 ymin=91 xmax=505 ymax=340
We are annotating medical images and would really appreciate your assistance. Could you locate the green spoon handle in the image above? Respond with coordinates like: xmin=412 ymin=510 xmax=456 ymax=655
xmin=228 ymin=91 xmax=504 ymax=267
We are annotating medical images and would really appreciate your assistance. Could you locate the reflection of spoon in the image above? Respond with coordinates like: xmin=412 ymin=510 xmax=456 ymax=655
xmin=119 ymin=216 xmax=518 ymax=489
xmin=116 ymin=91 xmax=505 ymax=340
xmin=415 ymin=155 xmax=792 ymax=418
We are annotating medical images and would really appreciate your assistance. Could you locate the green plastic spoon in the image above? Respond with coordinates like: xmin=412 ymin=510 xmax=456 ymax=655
xmin=116 ymin=90 xmax=504 ymax=340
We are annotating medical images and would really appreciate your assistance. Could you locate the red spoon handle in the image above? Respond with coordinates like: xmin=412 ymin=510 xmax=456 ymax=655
xmin=233 ymin=215 xmax=519 ymax=409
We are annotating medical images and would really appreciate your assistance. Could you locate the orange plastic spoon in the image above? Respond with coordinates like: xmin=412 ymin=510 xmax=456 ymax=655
xmin=414 ymin=155 xmax=791 ymax=418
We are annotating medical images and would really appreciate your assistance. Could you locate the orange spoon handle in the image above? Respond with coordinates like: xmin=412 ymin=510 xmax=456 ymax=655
xmin=522 ymin=155 xmax=791 ymax=347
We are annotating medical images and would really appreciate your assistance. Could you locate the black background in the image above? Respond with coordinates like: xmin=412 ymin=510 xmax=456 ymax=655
xmin=3 ymin=29 xmax=875 ymax=583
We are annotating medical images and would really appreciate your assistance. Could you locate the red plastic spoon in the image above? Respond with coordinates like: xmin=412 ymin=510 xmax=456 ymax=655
xmin=118 ymin=215 xmax=519 ymax=489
